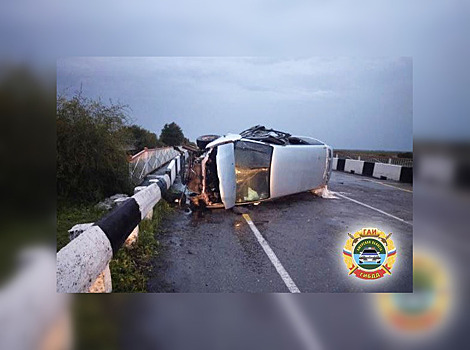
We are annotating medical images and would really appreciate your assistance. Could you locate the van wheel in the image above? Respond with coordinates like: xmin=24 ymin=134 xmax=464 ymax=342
xmin=196 ymin=135 xmax=220 ymax=149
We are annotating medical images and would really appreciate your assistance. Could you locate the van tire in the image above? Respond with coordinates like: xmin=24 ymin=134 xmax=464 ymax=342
xmin=196 ymin=135 xmax=220 ymax=149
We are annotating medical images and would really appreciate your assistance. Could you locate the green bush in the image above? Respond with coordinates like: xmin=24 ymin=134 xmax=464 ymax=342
xmin=56 ymin=202 xmax=107 ymax=251
xmin=57 ymin=93 xmax=132 ymax=202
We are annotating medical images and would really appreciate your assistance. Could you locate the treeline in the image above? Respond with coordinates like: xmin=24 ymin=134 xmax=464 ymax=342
xmin=57 ymin=92 xmax=190 ymax=203
xmin=125 ymin=124 xmax=162 ymax=151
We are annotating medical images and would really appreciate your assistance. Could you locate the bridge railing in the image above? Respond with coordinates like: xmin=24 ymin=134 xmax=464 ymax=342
xmin=336 ymin=154 xmax=413 ymax=168
xmin=129 ymin=147 xmax=181 ymax=184
xmin=57 ymin=152 xmax=187 ymax=293
xmin=332 ymin=156 xmax=413 ymax=183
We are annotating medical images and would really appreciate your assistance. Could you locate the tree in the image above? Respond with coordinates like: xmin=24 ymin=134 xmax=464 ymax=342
xmin=183 ymin=137 xmax=197 ymax=148
xmin=160 ymin=122 xmax=185 ymax=146
xmin=125 ymin=124 xmax=161 ymax=151
xmin=57 ymin=93 xmax=132 ymax=202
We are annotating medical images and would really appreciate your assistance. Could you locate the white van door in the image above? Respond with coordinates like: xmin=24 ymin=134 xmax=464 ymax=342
xmin=216 ymin=143 xmax=236 ymax=209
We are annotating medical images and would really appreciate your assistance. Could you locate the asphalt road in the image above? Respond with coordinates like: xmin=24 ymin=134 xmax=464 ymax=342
xmin=148 ymin=171 xmax=413 ymax=293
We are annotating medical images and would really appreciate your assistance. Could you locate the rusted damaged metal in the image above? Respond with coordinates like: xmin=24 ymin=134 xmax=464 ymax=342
xmin=184 ymin=125 xmax=333 ymax=210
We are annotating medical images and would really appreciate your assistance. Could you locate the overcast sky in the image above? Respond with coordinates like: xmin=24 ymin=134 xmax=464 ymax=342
xmin=57 ymin=57 xmax=412 ymax=151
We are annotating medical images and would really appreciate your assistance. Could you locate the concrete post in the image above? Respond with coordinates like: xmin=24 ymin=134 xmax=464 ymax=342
xmin=67 ymin=223 xmax=112 ymax=293
xmin=145 ymin=209 xmax=153 ymax=220
xmin=134 ymin=186 xmax=154 ymax=220
xmin=88 ymin=264 xmax=112 ymax=293
xmin=388 ymin=158 xmax=392 ymax=164
xmin=125 ymin=225 xmax=139 ymax=246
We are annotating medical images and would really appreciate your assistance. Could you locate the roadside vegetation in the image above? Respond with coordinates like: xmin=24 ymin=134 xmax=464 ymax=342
xmin=56 ymin=202 xmax=107 ymax=251
xmin=57 ymin=93 xmax=132 ymax=203
xmin=56 ymin=200 xmax=172 ymax=292
xmin=57 ymin=90 xmax=188 ymax=292
xmin=110 ymin=201 xmax=172 ymax=292
xmin=57 ymin=91 xmax=194 ymax=204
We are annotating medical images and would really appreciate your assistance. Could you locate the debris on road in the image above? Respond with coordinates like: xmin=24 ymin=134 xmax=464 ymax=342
xmin=311 ymin=185 xmax=338 ymax=199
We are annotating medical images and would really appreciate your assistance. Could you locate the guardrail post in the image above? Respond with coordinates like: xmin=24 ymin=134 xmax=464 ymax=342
xmin=145 ymin=209 xmax=153 ymax=220
xmin=68 ymin=223 xmax=112 ymax=293
xmin=125 ymin=225 xmax=139 ymax=246
xmin=89 ymin=264 xmax=112 ymax=293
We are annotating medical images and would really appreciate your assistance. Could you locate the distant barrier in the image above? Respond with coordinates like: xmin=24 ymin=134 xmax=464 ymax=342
xmin=332 ymin=157 xmax=412 ymax=183
xmin=129 ymin=147 xmax=181 ymax=185
xmin=335 ymin=153 xmax=413 ymax=168
xmin=57 ymin=153 xmax=186 ymax=293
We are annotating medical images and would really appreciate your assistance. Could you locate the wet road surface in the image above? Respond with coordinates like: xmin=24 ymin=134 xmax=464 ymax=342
xmin=148 ymin=171 xmax=413 ymax=293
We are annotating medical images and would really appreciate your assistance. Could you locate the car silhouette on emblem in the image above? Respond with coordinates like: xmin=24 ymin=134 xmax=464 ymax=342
xmin=359 ymin=247 xmax=381 ymax=264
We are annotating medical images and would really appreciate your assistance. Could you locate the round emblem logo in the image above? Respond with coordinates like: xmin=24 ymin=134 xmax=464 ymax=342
xmin=343 ymin=227 xmax=397 ymax=280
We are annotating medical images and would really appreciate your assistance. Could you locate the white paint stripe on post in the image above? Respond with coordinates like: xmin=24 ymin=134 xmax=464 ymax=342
xmin=163 ymin=174 xmax=171 ymax=188
xmin=57 ymin=226 xmax=113 ymax=293
xmin=175 ymin=155 xmax=181 ymax=173
xmin=172 ymin=162 xmax=176 ymax=183
xmin=132 ymin=183 xmax=161 ymax=220
xmin=168 ymin=160 xmax=176 ymax=184
xmin=242 ymin=214 xmax=301 ymax=293
xmin=335 ymin=192 xmax=413 ymax=227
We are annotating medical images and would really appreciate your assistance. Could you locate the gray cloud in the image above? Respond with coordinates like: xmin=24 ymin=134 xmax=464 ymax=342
xmin=3 ymin=2 xmax=468 ymax=144
xmin=57 ymin=57 xmax=412 ymax=151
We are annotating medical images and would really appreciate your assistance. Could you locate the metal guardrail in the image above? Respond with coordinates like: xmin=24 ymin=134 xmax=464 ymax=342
xmin=129 ymin=147 xmax=181 ymax=184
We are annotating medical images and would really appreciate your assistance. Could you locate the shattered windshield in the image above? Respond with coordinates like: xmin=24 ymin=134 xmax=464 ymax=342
xmin=234 ymin=141 xmax=272 ymax=203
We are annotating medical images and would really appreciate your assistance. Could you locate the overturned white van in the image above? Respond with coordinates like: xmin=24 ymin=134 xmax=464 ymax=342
xmin=186 ymin=125 xmax=333 ymax=209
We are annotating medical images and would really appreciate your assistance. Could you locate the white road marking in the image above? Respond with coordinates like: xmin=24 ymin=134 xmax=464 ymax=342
xmin=334 ymin=192 xmax=413 ymax=227
xmin=242 ymin=214 xmax=301 ymax=293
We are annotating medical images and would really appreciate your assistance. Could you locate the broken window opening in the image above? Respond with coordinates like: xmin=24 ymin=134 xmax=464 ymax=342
xmin=234 ymin=141 xmax=273 ymax=203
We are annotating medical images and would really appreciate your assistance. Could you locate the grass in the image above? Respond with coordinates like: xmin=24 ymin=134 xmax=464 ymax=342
xmin=57 ymin=199 xmax=172 ymax=292
xmin=110 ymin=200 xmax=172 ymax=292
xmin=56 ymin=202 xmax=107 ymax=251
xmin=66 ymin=201 xmax=172 ymax=348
